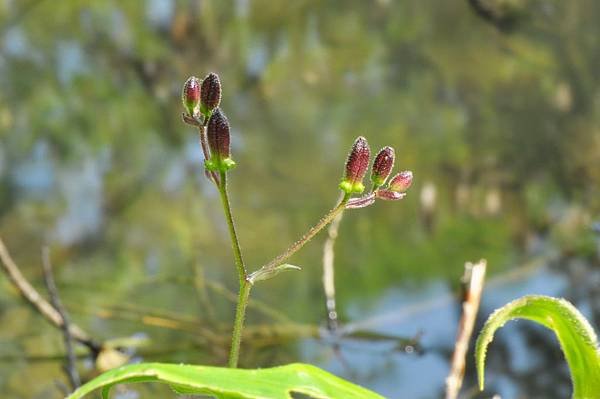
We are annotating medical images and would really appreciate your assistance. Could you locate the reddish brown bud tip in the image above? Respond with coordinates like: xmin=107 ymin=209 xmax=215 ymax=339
xmin=340 ymin=136 xmax=371 ymax=194
xmin=371 ymin=146 xmax=395 ymax=187
xmin=388 ymin=170 xmax=413 ymax=192
xmin=206 ymin=108 xmax=234 ymax=171
xmin=200 ymin=72 xmax=221 ymax=115
xmin=182 ymin=76 xmax=201 ymax=116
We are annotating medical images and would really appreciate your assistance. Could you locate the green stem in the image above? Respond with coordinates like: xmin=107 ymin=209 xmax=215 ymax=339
xmin=228 ymin=280 xmax=251 ymax=368
xmin=216 ymin=171 xmax=250 ymax=368
xmin=252 ymin=193 xmax=350 ymax=280
xmin=218 ymin=172 xmax=247 ymax=285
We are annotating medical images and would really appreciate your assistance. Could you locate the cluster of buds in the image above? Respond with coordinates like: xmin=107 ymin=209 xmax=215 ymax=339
xmin=182 ymin=73 xmax=222 ymax=120
xmin=183 ymin=73 xmax=412 ymax=194
xmin=182 ymin=73 xmax=235 ymax=174
xmin=340 ymin=136 xmax=413 ymax=209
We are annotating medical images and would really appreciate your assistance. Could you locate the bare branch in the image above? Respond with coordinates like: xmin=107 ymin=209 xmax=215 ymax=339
xmin=323 ymin=211 xmax=344 ymax=331
xmin=0 ymin=237 xmax=100 ymax=352
xmin=445 ymin=259 xmax=487 ymax=399
xmin=41 ymin=247 xmax=81 ymax=390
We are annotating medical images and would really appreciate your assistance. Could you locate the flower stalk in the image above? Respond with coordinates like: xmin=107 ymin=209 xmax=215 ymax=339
xmin=250 ymin=193 xmax=351 ymax=283
xmin=216 ymin=170 xmax=250 ymax=368
xmin=182 ymin=73 xmax=413 ymax=370
xmin=218 ymin=172 xmax=247 ymax=286
xmin=229 ymin=280 xmax=251 ymax=368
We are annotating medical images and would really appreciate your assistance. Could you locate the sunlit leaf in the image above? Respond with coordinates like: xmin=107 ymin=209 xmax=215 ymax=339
xmin=476 ymin=295 xmax=600 ymax=398
xmin=67 ymin=362 xmax=384 ymax=399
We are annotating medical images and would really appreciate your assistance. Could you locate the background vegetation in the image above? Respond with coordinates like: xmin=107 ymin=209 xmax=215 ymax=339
xmin=0 ymin=1 xmax=599 ymax=398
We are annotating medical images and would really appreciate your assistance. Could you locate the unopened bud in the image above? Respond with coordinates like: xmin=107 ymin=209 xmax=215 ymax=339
xmin=200 ymin=73 xmax=221 ymax=116
xmin=340 ymin=136 xmax=370 ymax=194
xmin=205 ymin=108 xmax=235 ymax=172
xmin=371 ymin=146 xmax=395 ymax=187
xmin=182 ymin=76 xmax=201 ymax=116
xmin=388 ymin=171 xmax=413 ymax=192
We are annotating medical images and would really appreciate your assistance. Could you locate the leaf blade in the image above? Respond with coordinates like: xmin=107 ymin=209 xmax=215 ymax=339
xmin=67 ymin=362 xmax=384 ymax=399
xmin=475 ymin=295 xmax=600 ymax=398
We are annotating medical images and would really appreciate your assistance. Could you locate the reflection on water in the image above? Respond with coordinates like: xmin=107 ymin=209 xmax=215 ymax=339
xmin=301 ymin=256 xmax=573 ymax=398
xmin=1 ymin=1 xmax=600 ymax=398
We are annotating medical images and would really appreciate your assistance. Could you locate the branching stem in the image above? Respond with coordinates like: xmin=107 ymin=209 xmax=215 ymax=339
xmin=216 ymin=166 xmax=350 ymax=368
xmin=252 ymin=193 xmax=350 ymax=279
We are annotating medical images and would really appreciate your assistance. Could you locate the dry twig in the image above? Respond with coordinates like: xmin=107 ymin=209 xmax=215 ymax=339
xmin=445 ymin=259 xmax=487 ymax=399
xmin=0 ymin=237 xmax=100 ymax=352
xmin=41 ymin=247 xmax=81 ymax=390
xmin=323 ymin=212 xmax=344 ymax=331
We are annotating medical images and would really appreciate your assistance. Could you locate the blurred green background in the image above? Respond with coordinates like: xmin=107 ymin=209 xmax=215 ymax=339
xmin=1 ymin=1 xmax=599 ymax=398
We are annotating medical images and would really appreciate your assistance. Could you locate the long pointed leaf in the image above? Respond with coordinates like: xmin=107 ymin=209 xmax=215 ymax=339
xmin=66 ymin=362 xmax=384 ymax=399
xmin=475 ymin=295 xmax=600 ymax=398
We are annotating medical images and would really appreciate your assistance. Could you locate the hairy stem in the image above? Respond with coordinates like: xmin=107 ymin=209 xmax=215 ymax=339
xmin=218 ymin=172 xmax=247 ymax=285
xmin=228 ymin=280 xmax=251 ymax=368
xmin=217 ymin=171 xmax=250 ymax=368
xmin=253 ymin=193 xmax=350 ymax=279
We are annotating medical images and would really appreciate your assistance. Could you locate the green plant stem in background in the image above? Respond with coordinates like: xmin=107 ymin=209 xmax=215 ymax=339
xmin=251 ymin=193 xmax=351 ymax=281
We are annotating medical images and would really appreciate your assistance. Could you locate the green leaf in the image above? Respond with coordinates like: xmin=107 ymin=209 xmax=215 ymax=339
xmin=248 ymin=264 xmax=301 ymax=284
xmin=66 ymin=362 xmax=384 ymax=399
xmin=476 ymin=295 xmax=600 ymax=398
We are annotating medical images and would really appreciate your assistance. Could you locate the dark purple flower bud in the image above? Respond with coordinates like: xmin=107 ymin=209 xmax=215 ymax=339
xmin=340 ymin=136 xmax=370 ymax=194
xmin=200 ymin=72 xmax=221 ymax=115
xmin=182 ymin=76 xmax=201 ymax=116
xmin=388 ymin=171 xmax=413 ymax=192
xmin=371 ymin=146 xmax=395 ymax=187
xmin=206 ymin=108 xmax=236 ymax=171
xmin=375 ymin=189 xmax=406 ymax=201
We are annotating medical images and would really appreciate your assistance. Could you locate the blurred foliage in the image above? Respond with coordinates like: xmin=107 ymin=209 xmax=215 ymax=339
xmin=1 ymin=0 xmax=600 ymax=397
